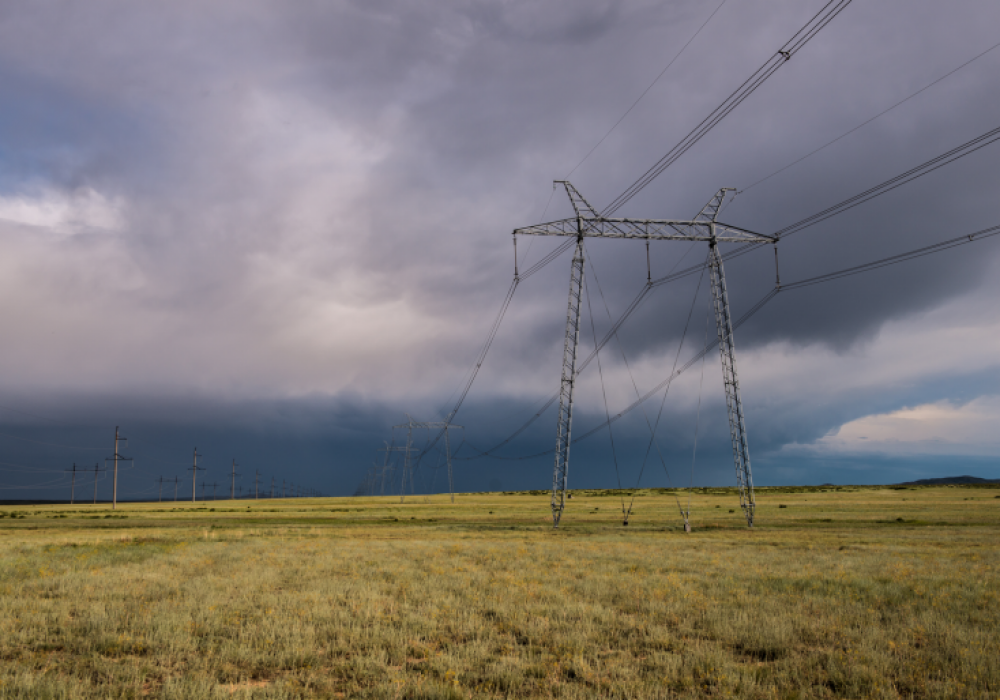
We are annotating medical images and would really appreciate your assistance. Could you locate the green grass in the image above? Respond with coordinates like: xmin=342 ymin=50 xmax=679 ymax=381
xmin=1 ymin=485 xmax=998 ymax=698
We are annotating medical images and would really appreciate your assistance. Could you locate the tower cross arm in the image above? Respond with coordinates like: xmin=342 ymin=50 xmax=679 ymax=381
xmin=513 ymin=217 xmax=773 ymax=243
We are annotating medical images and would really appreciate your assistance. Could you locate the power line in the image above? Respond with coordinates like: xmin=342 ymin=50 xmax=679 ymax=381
xmin=740 ymin=37 xmax=1000 ymax=194
xmin=565 ymin=0 xmax=731 ymax=179
xmin=780 ymin=222 xmax=1000 ymax=290
xmin=775 ymin=123 xmax=1000 ymax=239
xmin=602 ymin=0 xmax=853 ymax=216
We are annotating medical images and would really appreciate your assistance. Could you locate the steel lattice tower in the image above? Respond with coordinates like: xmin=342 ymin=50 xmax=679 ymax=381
xmin=513 ymin=182 xmax=770 ymax=527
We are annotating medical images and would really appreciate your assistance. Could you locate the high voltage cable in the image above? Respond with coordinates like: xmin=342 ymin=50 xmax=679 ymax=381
xmin=623 ymin=252 xmax=709 ymax=524
xmin=647 ymin=120 xmax=1000 ymax=279
xmin=740 ymin=37 xmax=1000 ymax=194
xmin=565 ymin=0 xmax=731 ymax=180
xmin=780 ymin=222 xmax=1000 ymax=290
xmin=602 ymin=0 xmax=853 ymax=217
xmin=582 ymin=269 xmax=627 ymax=518
xmin=775 ymin=124 xmax=1000 ymax=239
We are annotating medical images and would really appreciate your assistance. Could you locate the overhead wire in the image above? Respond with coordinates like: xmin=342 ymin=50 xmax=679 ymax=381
xmin=582 ymin=265 xmax=627 ymax=518
xmin=585 ymin=249 xmax=687 ymax=516
xmin=774 ymin=123 xmax=1000 ymax=240
xmin=740 ymin=37 xmax=1000 ymax=195
xmin=602 ymin=0 xmax=853 ymax=217
xmin=687 ymin=305 xmax=712 ymax=523
xmin=565 ymin=0 xmax=731 ymax=180
xmin=624 ymin=253 xmax=709 ymax=523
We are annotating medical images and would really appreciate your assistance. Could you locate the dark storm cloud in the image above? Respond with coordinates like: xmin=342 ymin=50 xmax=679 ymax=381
xmin=1 ymin=0 xmax=999 ymax=499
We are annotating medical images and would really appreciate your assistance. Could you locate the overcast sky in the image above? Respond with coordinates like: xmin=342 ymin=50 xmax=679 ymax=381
xmin=1 ymin=0 xmax=999 ymax=504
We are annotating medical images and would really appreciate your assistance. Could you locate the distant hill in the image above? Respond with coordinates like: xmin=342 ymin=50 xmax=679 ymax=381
xmin=896 ymin=475 xmax=1000 ymax=486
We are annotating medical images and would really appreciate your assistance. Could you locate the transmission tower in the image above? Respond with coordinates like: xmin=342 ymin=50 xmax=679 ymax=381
xmin=391 ymin=417 xmax=462 ymax=503
xmin=514 ymin=182 xmax=770 ymax=527
xmin=384 ymin=422 xmax=418 ymax=503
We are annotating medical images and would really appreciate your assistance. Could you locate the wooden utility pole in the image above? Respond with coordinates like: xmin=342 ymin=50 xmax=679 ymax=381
xmin=173 ymin=476 xmax=179 ymax=502
xmin=157 ymin=476 xmax=165 ymax=502
xmin=254 ymin=470 xmax=260 ymax=499
xmin=270 ymin=477 xmax=274 ymax=498
xmin=91 ymin=463 xmax=104 ymax=504
xmin=229 ymin=459 xmax=240 ymax=499
xmin=189 ymin=448 xmax=203 ymax=502
xmin=65 ymin=463 xmax=81 ymax=504
xmin=107 ymin=427 xmax=132 ymax=510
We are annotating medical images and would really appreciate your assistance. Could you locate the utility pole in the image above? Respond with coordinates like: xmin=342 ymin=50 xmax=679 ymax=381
xmin=282 ymin=480 xmax=286 ymax=498
xmin=189 ymin=448 xmax=203 ymax=502
xmin=157 ymin=476 xmax=165 ymax=502
xmin=90 ymin=463 xmax=104 ymax=504
xmin=105 ymin=427 xmax=133 ymax=510
xmin=173 ymin=476 xmax=179 ymax=502
xmin=377 ymin=441 xmax=395 ymax=495
xmin=254 ymin=470 xmax=260 ymax=499
xmin=65 ymin=463 xmax=82 ymax=505
xmin=270 ymin=476 xmax=274 ymax=498
xmin=229 ymin=459 xmax=240 ymax=499
xmin=513 ymin=182 xmax=771 ymax=527
xmin=211 ymin=482 xmax=218 ymax=501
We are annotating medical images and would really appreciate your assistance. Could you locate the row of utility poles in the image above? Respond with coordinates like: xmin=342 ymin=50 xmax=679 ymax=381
xmin=63 ymin=428 xmax=321 ymax=505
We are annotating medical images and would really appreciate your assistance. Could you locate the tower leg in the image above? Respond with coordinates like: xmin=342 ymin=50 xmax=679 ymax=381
xmin=708 ymin=242 xmax=756 ymax=527
xmin=552 ymin=237 xmax=585 ymax=527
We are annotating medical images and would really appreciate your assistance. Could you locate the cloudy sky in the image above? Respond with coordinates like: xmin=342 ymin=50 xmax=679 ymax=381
xmin=1 ymin=0 xmax=999 ymax=503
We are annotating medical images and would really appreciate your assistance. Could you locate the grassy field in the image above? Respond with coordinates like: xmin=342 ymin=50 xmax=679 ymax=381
xmin=1 ymin=485 xmax=998 ymax=699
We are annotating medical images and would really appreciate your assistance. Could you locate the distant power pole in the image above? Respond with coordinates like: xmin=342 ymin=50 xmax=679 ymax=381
xmin=282 ymin=480 xmax=286 ymax=498
xmin=173 ymin=476 xmax=179 ymax=502
xmin=270 ymin=476 xmax=274 ymax=498
xmin=90 ymin=463 xmax=105 ymax=504
xmin=201 ymin=480 xmax=207 ymax=500
xmin=106 ymin=427 xmax=133 ymax=510
xmin=157 ymin=476 xmax=165 ymax=502
xmin=392 ymin=417 xmax=461 ymax=503
xmin=66 ymin=463 xmax=81 ymax=505
xmin=254 ymin=470 xmax=260 ymax=499
xmin=189 ymin=448 xmax=204 ymax=503
xmin=212 ymin=482 xmax=218 ymax=501
xmin=229 ymin=459 xmax=240 ymax=499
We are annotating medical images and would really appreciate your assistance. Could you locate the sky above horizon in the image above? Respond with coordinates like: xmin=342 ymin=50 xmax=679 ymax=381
xmin=1 ymin=0 xmax=999 ymax=503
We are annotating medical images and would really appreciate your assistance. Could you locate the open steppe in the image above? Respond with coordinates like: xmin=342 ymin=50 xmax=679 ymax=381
xmin=1 ymin=485 xmax=998 ymax=699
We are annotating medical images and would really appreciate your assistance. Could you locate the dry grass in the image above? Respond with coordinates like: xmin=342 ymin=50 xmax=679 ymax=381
xmin=0 ymin=485 xmax=998 ymax=698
